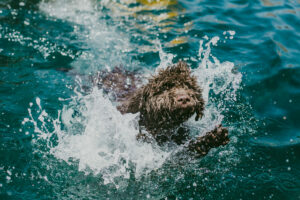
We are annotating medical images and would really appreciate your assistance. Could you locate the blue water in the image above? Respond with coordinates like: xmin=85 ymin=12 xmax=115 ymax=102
xmin=1 ymin=0 xmax=300 ymax=199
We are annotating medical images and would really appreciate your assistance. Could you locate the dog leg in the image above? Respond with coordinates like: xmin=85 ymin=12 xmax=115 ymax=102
xmin=187 ymin=125 xmax=229 ymax=157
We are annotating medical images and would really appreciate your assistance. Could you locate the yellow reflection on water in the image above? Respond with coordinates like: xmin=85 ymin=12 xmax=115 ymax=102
xmin=107 ymin=0 xmax=192 ymax=49
xmin=261 ymin=0 xmax=283 ymax=7
xmin=137 ymin=0 xmax=177 ymax=8
xmin=165 ymin=36 xmax=188 ymax=47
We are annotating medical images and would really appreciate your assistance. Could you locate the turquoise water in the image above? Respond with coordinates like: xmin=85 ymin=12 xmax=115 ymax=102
xmin=1 ymin=0 xmax=300 ymax=199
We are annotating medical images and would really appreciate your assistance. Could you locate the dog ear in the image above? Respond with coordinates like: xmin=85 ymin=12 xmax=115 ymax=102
xmin=195 ymin=97 xmax=205 ymax=121
xmin=122 ymin=88 xmax=144 ymax=114
xmin=195 ymin=107 xmax=203 ymax=121
xmin=195 ymin=110 xmax=201 ymax=121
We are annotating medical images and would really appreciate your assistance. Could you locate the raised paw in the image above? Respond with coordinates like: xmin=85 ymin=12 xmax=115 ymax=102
xmin=187 ymin=125 xmax=230 ymax=156
xmin=197 ymin=125 xmax=229 ymax=148
xmin=208 ymin=125 xmax=229 ymax=147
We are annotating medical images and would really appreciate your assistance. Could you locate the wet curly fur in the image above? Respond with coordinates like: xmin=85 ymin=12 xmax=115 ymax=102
xmin=120 ymin=62 xmax=204 ymax=131
xmin=114 ymin=61 xmax=229 ymax=156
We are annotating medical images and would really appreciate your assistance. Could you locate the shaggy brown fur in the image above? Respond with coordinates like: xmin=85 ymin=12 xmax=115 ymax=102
xmin=119 ymin=62 xmax=204 ymax=130
xmin=115 ymin=61 xmax=229 ymax=156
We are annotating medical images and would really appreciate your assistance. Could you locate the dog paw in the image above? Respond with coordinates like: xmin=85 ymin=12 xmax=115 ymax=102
xmin=197 ymin=125 xmax=229 ymax=148
xmin=187 ymin=125 xmax=230 ymax=156
xmin=208 ymin=125 xmax=229 ymax=147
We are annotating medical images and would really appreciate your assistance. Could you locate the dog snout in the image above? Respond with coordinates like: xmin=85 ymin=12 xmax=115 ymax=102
xmin=176 ymin=94 xmax=191 ymax=105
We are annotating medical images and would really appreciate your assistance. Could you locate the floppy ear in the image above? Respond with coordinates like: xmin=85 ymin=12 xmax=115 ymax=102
xmin=195 ymin=108 xmax=202 ymax=121
xmin=195 ymin=96 xmax=205 ymax=121
xmin=118 ymin=88 xmax=144 ymax=114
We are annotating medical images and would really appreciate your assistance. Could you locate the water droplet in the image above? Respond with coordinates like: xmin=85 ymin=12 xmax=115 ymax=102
xmin=228 ymin=30 xmax=236 ymax=36
xmin=283 ymin=116 xmax=287 ymax=120
xmin=24 ymin=20 xmax=30 ymax=25
xmin=36 ymin=97 xmax=41 ymax=107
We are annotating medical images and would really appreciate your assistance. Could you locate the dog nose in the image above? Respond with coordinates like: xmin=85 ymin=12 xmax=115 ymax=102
xmin=176 ymin=95 xmax=190 ymax=104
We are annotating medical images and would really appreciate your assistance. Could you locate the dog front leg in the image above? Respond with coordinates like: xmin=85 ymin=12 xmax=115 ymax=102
xmin=187 ymin=125 xmax=229 ymax=157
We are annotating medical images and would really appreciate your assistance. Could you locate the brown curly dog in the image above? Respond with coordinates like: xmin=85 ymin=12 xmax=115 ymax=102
xmin=99 ymin=62 xmax=229 ymax=157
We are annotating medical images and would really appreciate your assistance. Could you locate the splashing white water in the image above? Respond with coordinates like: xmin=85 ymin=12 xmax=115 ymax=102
xmin=22 ymin=0 xmax=243 ymax=186
xmin=195 ymin=36 xmax=241 ymax=101
xmin=155 ymin=40 xmax=175 ymax=72
xmin=23 ymin=35 xmax=241 ymax=185
xmin=188 ymin=36 xmax=242 ymax=133
xmin=24 ymin=87 xmax=170 ymax=185
xmin=58 ymin=88 xmax=172 ymax=184
xmin=196 ymin=36 xmax=241 ymax=103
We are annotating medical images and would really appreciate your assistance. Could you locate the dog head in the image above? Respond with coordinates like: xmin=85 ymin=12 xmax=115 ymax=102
xmin=128 ymin=62 xmax=204 ymax=128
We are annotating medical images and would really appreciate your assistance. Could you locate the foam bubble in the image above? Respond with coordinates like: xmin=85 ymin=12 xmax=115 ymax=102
xmin=188 ymin=36 xmax=242 ymax=133
xmin=23 ymin=34 xmax=242 ymax=184
xmin=25 ymin=87 xmax=170 ymax=184
xmin=24 ymin=0 xmax=242 ymax=183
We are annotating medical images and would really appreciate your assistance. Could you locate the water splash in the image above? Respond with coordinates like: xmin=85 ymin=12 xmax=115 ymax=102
xmin=23 ymin=86 xmax=170 ymax=185
xmin=155 ymin=40 xmax=175 ymax=72
xmin=23 ymin=34 xmax=241 ymax=186
xmin=185 ymin=36 xmax=242 ymax=133
xmin=197 ymin=36 xmax=241 ymax=102
xmin=20 ymin=0 xmax=243 ymax=187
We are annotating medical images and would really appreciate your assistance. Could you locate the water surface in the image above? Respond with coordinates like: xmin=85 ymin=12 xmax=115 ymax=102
xmin=1 ymin=0 xmax=300 ymax=199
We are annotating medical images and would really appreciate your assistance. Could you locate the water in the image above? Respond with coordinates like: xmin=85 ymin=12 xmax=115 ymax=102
xmin=1 ymin=0 xmax=299 ymax=199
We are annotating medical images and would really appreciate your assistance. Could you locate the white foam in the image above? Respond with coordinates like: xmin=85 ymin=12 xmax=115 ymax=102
xmin=23 ymin=0 xmax=242 ymax=186
xmin=25 ymin=87 xmax=170 ymax=185
xmin=188 ymin=36 xmax=242 ymax=133
xmin=23 ymin=34 xmax=242 ymax=184
xmin=155 ymin=40 xmax=175 ymax=72
xmin=223 ymin=30 xmax=236 ymax=40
